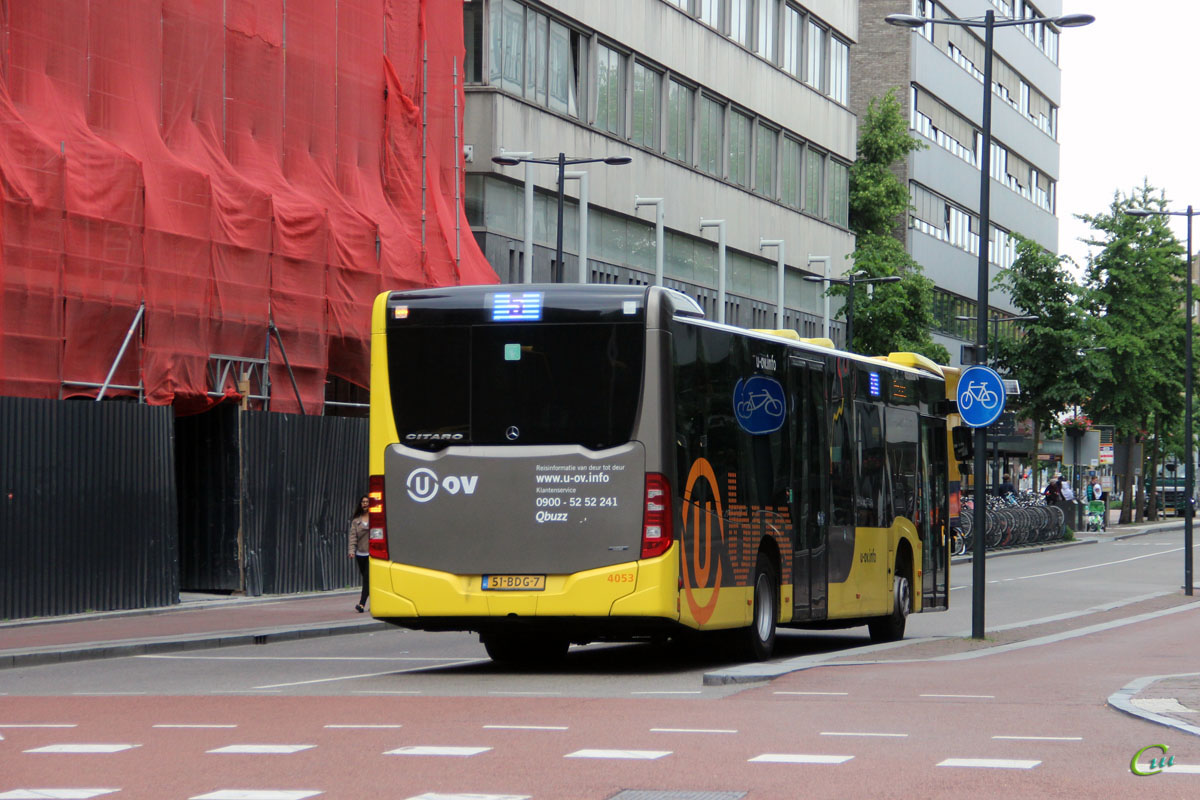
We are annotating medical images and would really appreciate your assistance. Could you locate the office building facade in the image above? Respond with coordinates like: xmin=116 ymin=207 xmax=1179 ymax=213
xmin=463 ymin=0 xmax=859 ymax=339
xmin=853 ymin=0 xmax=1063 ymax=363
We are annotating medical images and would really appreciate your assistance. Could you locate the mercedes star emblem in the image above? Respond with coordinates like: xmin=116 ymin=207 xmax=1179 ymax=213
xmin=505 ymin=426 xmax=520 ymax=441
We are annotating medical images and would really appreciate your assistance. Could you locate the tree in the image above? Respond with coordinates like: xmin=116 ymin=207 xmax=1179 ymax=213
xmin=1077 ymin=181 xmax=1185 ymax=523
xmin=829 ymin=89 xmax=949 ymax=363
xmin=991 ymin=234 xmax=1087 ymax=491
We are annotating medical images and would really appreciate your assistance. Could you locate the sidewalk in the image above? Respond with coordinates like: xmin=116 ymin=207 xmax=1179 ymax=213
xmin=0 ymin=589 xmax=386 ymax=669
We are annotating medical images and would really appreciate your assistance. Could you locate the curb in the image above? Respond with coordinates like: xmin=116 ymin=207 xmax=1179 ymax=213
xmin=0 ymin=619 xmax=389 ymax=670
xmin=0 ymin=589 xmax=359 ymax=631
xmin=1108 ymin=673 xmax=1200 ymax=739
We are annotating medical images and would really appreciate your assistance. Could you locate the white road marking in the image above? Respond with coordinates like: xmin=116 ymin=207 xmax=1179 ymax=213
xmin=0 ymin=791 xmax=120 ymax=799
xmin=483 ymin=725 xmax=568 ymax=731
xmin=820 ymin=732 xmax=908 ymax=738
xmin=254 ymin=659 xmax=489 ymax=689
xmin=403 ymin=794 xmax=531 ymax=800
xmin=487 ymin=691 xmax=563 ymax=696
xmin=155 ymin=724 xmax=238 ymax=729
xmin=565 ymin=749 xmax=671 ymax=760
xmin=1161 ymin=764 xmax=1200 ymax=774
xmin=749 ymin=753 xmax=854 ymax=764
xmin=324 ymin=724 xmax=402 ymax=729
xmin=938 ymin=758 xmax=1041 ymax=769
xmin=920 ymin=694 xmax=994 ymax=699
xmin=385 ymin=746 xmax=492 ymax=756
xmin=140 ymin=655 xmax=463 ymax=662
xmin=990 ymin=546 xmax=1188 ymax=583
xmin=207 ymin=745 xmax=315 ymax=754
xmin=650 ymin=728 xmax=737 ymax=734
xmin=631 ymin=691 xmax=702 ymax=695
xmin=190 ymin=792 xmax=323 ymax=800
xmin=0 ymin=724 xmax=77 ymax=728
xmin=352 ymin=691 xmax=422 ymax=695
xmin=773 ymin=691 xmax=848 ymax=696
xmin=992 ymin=735 xmax=1083 ymax=741
xmin=24 ymin=744 xmax=140 ymax=754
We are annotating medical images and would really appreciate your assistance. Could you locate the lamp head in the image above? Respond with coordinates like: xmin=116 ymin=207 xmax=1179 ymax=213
xmin=1055 ymin=13 xmax=1095 ymax=27
xmin=603 ymin=156 xmax=633 ymax=166
xmin=884 ymin=13 xmax=927 ymax=28
xmin=491 ymin=155 xmax=522 ymax=166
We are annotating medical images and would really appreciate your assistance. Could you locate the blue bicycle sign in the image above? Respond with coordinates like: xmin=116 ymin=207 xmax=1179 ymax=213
xmin=956 ymin=365 xmax=1006 ymax=428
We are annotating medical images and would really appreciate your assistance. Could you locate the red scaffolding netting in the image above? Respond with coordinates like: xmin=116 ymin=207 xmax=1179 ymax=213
xmin=0 ymin=0 xmax=495 ymax=414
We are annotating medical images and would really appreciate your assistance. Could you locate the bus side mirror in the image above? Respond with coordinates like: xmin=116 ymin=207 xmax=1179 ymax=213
xmin=952 ymin=425 xmax=973 ymax=462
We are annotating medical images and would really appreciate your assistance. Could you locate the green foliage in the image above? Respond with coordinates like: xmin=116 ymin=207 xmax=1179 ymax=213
xmin=840 ymin=234 xmax=950 ymax=363
xmin=833 ymin=89 xmax=946 ymax=362
xmin=849 ymin=89 xmax=925 ymax=238
xmin=991 ymin=234 xmax=1087 ymax=433
xmin=1077 ymin=182 xmax=1185 ymax=439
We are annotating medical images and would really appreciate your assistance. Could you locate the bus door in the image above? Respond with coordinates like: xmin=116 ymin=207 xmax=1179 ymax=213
xmin=919 ymin=415 xmax=949 ymax=609
xmin=788 ymin=356 xmax=829 ymax=620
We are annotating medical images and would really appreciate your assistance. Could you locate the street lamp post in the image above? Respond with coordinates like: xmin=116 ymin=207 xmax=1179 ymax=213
xmin=804 ymin=270 xmax=902 ymax=352
xmin=491 ymin=153 xmax=632 ymax=282
xmin=887 ymin=9 xmax=1093 ymax=638
xmin=1127 ymin=206 xmax=1195 ymax=596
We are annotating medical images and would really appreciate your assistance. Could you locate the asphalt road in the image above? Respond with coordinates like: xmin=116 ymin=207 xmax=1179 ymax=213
xmin=2 ymin=530 xmax=1198 ymax=799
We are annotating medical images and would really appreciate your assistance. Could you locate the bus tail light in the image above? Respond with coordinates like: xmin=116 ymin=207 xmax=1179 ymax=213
xmin=368 ymin=474 xmax=388 ymax=560
xmin=641 ymin=472 xmax=673 ymax=559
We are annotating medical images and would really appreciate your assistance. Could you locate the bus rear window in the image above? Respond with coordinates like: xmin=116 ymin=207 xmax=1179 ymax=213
xmin=389 ymin=322 xmax=644 ymax=450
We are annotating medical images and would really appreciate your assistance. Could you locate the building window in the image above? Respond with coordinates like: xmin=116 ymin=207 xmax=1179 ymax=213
xmin=730 ymin=0 xmax=751 ymax=45
xmin=828 ymin=38 xmax=848 ymax=104
xmin=547 ymin=20 xmax=580 ymax=115
xmin=595 ymin=44 xmax=626 ymax=135
xmin=698 ymin=0 xmax=721 ymax=29
xmin=804 ymin=147 xmax=824 ymax=214
xmin=464 ymin=1 xmax=484 ymax=83
xmin=729 ymin=109 xmax=752 ymax=187
xmin=490 ymin=0 xmax=525 ymax=94
xmin=755 ymin=0 xmax=778 ymax=61
xmin=697 ymin=94 xmax=724 ymax=176
xmin=631 ymin=62 xmax=661 ymax=148
xmin=780 ymin=136 xmax=802 ymax=209
xmin=827 ymin=160 xmax=848 ymax=227
xmin=805 ymin=19 xmax=825 ymax=92
xmin=782 ymin=5 xmax=801 ymax=77
xmin=755 ymin=123 xmax=778 ymax=197
xmin=666 ymin=79 xmax=694 ymax=162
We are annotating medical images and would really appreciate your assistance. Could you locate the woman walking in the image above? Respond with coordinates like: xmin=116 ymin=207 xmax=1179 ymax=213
xmin=349 ymin=494 xmax=370 ymax=613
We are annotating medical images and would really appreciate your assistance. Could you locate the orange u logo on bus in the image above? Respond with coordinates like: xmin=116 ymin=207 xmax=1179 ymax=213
xmin=681 ymin=458 xmax=723 ymax=624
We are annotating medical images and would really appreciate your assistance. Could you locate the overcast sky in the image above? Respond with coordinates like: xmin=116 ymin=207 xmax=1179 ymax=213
xmin=1057 ymin=0 xmax=1200 ymax=269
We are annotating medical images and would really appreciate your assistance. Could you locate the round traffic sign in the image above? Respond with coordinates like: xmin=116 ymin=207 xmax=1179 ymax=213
xmin=957 ymin=365 xmax=1006 ymax=428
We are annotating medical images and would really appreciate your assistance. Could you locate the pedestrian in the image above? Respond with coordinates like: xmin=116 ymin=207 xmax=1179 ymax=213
xmin=1089 ymin=475 xmax=1103 ymax=502
xmin=996 ymin=473 xmax=1016 ymax=498
xmin=349 ymin=494 xmax=370 ymax=613
xmin=1044 ymin=474 xmax=1064 ymax=506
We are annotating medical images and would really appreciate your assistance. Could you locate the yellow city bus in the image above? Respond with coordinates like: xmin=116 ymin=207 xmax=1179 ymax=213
xmin=367 ymin=284 xmax=950 ymax=663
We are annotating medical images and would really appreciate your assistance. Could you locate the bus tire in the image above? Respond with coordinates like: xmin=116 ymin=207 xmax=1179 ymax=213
xmin=736 ymin=551 xmax=777 ymax=661
xmin=868 ymin=574 xmax=910 ymax=643
xmin=482 ymin=632 xmax=569 ymax=665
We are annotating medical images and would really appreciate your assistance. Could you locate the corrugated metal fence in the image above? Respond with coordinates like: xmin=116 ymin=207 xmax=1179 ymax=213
xmin=2 ymin=398 xmax=367 ymax=620
xmin=0 ymin=397 xmax=179 ymax=618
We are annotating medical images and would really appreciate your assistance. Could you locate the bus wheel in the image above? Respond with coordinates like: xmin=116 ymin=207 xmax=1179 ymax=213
xmin=482 ymin=632 xmax=569 ymax=666
xmin=736 ymin=552 xmax=777 ymax=661
xmin=868 ymin=574 xmax=910 ymax=643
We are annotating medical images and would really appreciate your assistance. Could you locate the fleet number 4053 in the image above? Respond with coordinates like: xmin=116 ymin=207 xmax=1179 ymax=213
xmin=569 ymin=496 xmax=618 ymax=507
xmin=607 ymin=572 xmax=635 ymax=583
